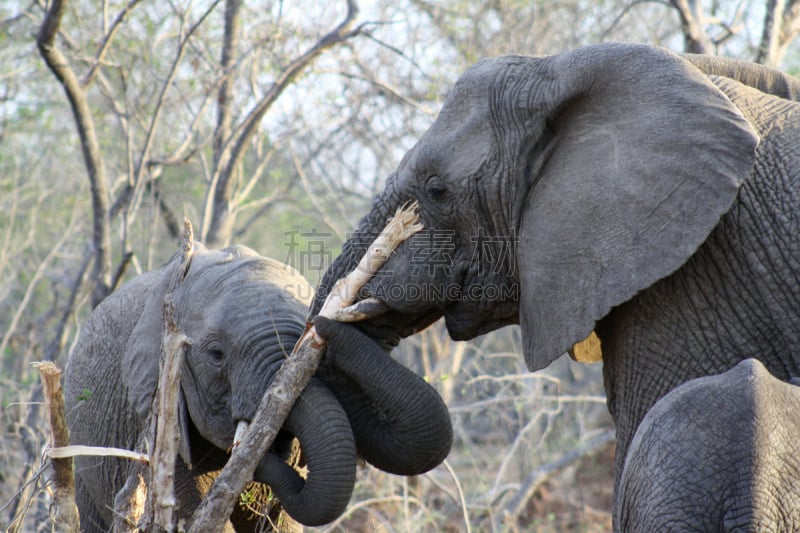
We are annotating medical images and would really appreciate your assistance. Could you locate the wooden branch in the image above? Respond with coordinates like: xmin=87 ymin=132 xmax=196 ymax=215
xmin=47 ymin=445 xmax=149 ymax=463
xmin=113 ymin=469 xmax=148 ymax=532
xmin=669 ymin=0 xmax=714 ymax=54
xmin=781 ymin=1 xmax=800 ymax=53
xmin=132 ymin=0 xmax=222 ymax=211
xmin=758 ymin=0 xmax=800 ymax=67
xmin=81 ymin=0 xmax=143 ymax=87
xmin=188 ymin=202 xmax=422 ymax=532
xmin=37 ymin=0 xmax=112 ymax=307
xmin=144 ymin=219 xmax=195 ymax=532
xmin=213 ymin=0 xmax=241 ymax=171
xmin=205 ymin=0 xmax=365 ymax=246
xmin=328 ymin=297 xmax=389 ymax=323
xmin=34 ymin=361 xmax=80 ymax=533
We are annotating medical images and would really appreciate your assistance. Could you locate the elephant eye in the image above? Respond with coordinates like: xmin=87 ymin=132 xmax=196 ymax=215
xmin=426 ymin=179 xmax=448 ymax=202
xmin=205 ymin=342 xmax=225 ymax=362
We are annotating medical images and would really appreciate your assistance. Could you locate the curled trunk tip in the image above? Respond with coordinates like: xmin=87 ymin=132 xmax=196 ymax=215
xmin=254 ymin=379 xmax=356 ymax=526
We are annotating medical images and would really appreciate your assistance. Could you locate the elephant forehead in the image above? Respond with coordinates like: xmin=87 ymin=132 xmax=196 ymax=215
xmin=453 ymin=55 xmax=530 ymax=96
xmin=185 ymin=256 xmax=312 ymax=298
xmin=174 ymin=261 xmax=311 ymax=328
xmin=416 ymin=116 xmax=493 ymax=178
xmin=435 ymin=72 xmax=495 ymax=126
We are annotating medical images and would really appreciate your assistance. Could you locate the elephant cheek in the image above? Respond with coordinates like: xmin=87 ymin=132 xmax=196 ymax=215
xmin=444 ymin=297 xmax=520 ymax=341
xmin=182 ymin=384 xmax=235 ymax=449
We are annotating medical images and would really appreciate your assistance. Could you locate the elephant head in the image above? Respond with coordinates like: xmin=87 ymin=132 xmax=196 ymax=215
xmin=120 ymin=243 xmax=356 ymax=526
xmin=311 ymin=43 xmax=760 ymax=372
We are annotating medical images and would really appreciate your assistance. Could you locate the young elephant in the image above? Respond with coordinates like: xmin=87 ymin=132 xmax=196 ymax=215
xmin=617 ymin=359 xmax=800 ymax=532
xmin=65 ymin=244 xmax=356 ymax=530
xmin=65 ymin=243 xmax=452 ymax=531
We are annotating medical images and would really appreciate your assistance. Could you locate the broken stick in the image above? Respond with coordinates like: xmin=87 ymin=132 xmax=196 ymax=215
xmin=147 ymin=218 xmax=195 ymax=532
xmin=35 ymin=361 xmax=80 ymax=533
xmin=189 ymin=202 xmax=422 ymax=532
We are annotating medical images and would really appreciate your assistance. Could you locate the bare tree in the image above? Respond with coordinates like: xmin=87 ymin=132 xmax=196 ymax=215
xmin=203 ymin=0 xmax=367 ymax=247
xmin=36 ymin=0 xmax=114 ymax=309
xmin=757 ymin=0 xmax=800 ymax=66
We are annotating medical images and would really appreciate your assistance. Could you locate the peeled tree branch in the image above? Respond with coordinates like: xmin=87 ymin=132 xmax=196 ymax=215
xmin=144 ymin=220 xmax=195 ymax=532
xmin=188 ymin=202 xmax=422 ymax=532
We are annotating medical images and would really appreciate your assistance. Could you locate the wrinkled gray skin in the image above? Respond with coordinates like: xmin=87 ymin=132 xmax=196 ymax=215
xmin=313 ymin=317 xmax=453 ymax=476
xmin=619 ymin=359 xmax=800 ymax=531
xmin=312 ymin=43 xmax=800 ymax=529
xmin=65 ymin=244 xmax=355 ymax=531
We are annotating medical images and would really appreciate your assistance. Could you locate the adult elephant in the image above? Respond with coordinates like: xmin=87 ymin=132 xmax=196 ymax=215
xmin=64 ymin=243 xmax=451 ymax=531
xmin=310 ymin=43 xmax=800 ymax=526
xmin=618 ymin=359 xmax=800 ymax=531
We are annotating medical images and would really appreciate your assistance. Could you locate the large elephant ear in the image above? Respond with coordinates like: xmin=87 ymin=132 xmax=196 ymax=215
xmin=517 ymin=43 xmax=758 ymax=371
xmin=122 ymin=242 xmax=216 ymax=465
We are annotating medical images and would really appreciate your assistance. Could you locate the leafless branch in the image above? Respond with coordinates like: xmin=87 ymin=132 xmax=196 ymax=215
xmin=498 ymin=430 xmax=616 ymax=528
xmin=113 ymin=471 xmax=148 ymax=532
xmin=81 ymin=0 xmax=143 ymax=87
xmin=37 ymin=0 xmax=112 ymax=307
xmin=213 ymin=0 xmax=241 ymax=172
xmin=47 ymin=445 xmax=149 ymax=463
xmin=205 ymin=0 xmax=366 ymax=246
xmin=669 ymin=0 xmax=714 ymax=54
xmin=127 ymin=1 xmax=222 ymax=228
xmin=0 ymin=221 xmax=75 ymax=361
xmin=144 ymin=219 xmax=194 ymax=532
xmin=758 ymin=0 xmax=800 ymax=66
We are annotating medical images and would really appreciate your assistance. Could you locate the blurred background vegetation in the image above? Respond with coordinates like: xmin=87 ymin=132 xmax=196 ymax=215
xmin=2 ymin=1 xmax=798 ymax=531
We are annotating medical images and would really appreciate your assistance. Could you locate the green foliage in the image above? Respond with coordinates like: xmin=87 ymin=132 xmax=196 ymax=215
xmin=76 ymin=389 xmax=93 ymax=402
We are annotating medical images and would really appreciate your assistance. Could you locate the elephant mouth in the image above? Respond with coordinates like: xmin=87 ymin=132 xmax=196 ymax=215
xmin=344 ymin=291 xmax=444 ymax=350
xmin=343 ymin=282 xmax=518 ymax=346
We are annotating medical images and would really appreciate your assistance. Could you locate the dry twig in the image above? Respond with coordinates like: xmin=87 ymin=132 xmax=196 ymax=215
xmin=499 ymin=429 xmax=616 ymax=528
xmin=47 ymin=445 xmax=149 ymax=463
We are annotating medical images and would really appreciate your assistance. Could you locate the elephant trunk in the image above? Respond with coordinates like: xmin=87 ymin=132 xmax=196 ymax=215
xmin=315 ymin=318 xmax=453 ymax=476
xmin=333 ymin=354 xmax=452 ymax=475
xmin=253 ymin=378 xmax=356 ymax=527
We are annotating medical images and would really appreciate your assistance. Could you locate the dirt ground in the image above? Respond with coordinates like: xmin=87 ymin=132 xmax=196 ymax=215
xmin=522 ymin=441 xmax=615 ymax=532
